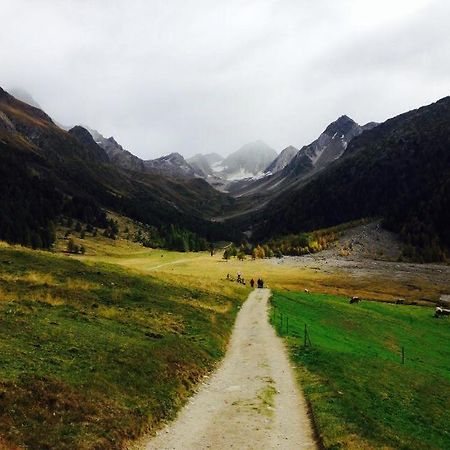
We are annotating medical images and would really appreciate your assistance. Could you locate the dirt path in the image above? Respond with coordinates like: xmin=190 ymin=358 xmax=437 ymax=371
xmin=146 ymin=258 xmax=199 ymax=271
xmin=142 ymin=289 xmax=316 ymax=450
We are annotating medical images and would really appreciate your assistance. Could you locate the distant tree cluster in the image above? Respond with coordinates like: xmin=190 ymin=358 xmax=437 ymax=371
xmin=396 ymin=217 xmax=448 ymax=263
xmin=265 ymin=225 xmax=348 ymax=257
xmin=66 ymin=238 xmax=85 ymax=255
xmin=102 ymin=218 xmax=119 ymax=240
xmin=164 ymin=225 xmax=208 ymax=252
xmin=120 ymin=191 xmax=242 ymax=248
xmin=62 ymin=218 xmax=103 ymax=251
xmin=223 ymin=242 xmax=275 ymax=260
xmin=62 ymin=196 xmax=108 ymax=230
xmin=223 ymin=244 xmax=245 ymax=260
xmin=128 ymin=222 xmax=209 ymax=252
xmin=222 ymin=224 xmax=359 ymax=260
xmin=132 ymin=224 xmax=165 ymax=248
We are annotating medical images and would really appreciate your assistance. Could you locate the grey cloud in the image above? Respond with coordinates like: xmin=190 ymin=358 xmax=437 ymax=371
xmin=1 ymin=0 xmax=448 ymax=158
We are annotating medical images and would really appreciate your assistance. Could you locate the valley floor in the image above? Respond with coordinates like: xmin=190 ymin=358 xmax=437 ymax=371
xmin=0 ymin=229 xmax=449 ymax=449
xmin=269 ymin=222 xmax=450 ymax=304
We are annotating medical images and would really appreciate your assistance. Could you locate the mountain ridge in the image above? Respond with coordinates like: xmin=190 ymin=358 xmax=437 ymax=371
xmin=86 ymin=127 xmax=197 ymax=178
xmin=224 ymin=114 xmax=372 ymax=199
xmin=218 ymin=140 xmax=277 ymax=180
xmin=265 ymin=145 xmax=299 ymax=174
xmin=0 ymin=87 xmax=238 ymax=249
xmin=251 ymin=96 xmax=450 ymax=260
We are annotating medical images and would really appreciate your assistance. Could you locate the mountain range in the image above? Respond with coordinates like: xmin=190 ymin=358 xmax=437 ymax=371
xmin=225 ymin=115 xmax=379 ymax=199
xmin=86 ymin=127 xmax=199 ymax=178
xmin=188 ymin=153 xmax=223 ymax=177
xmin=249 ymin=98 xmax=450 ymax=261
xmin=0 ymin=85 xmax=449 ymax=260
xmin=0 ymin=87 xmax=237 ymax=249
xmin=188 ymin=141 xmax=278 ymax=189
xmin=218 ymin=141 xmax=277 ymax=180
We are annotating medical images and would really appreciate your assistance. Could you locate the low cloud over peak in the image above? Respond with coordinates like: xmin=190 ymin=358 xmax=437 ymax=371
xmin=1 ymin=0 xmax=449 ymax=159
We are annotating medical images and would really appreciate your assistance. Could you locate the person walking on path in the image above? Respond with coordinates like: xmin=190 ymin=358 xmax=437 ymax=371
xmin=250 ymin=278 xmax=255 ymax=288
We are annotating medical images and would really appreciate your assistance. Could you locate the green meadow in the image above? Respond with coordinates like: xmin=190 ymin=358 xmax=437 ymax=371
xmin=270 ymin=291 xmax=450 ymax=450
xmin=0 ymin=244 xmax=247 ymax=450
xmin=1 ymin=231 xmax=449 ymax=450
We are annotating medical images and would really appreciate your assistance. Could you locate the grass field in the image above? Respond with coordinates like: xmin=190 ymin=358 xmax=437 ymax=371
xmin=63 ymin=230 xmax=446 ymax=305
xmin=1 ymin=229 xmax=448 ymax=449
xmin=0 ymin=242 xmax=248 ymax=449
xmin=270 ymin=291 xmax=450 ymax=450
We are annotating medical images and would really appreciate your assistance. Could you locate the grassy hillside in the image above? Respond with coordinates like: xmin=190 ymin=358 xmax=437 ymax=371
xmin=270 ymin=291 xmax=450 ymax=449
xmin=0 ymin=242 xmax=247 ymax=449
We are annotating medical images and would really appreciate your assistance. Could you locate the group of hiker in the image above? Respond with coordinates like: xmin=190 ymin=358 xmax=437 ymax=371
xmin=226 ymin=272 xmax=265 ymax=289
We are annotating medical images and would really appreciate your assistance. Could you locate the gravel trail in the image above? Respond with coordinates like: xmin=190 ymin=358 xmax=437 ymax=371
xmin=142 ymin=288 xmax=316 ymax=450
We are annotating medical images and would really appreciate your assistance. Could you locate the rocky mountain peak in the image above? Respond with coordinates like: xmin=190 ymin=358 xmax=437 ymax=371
xmin=143 ymin=152 xmax=196 ymax=178
xmin=362 ymin=122 xmax=379 ymax=131
xmin=219 ymin=141 xmax=277 ymax=180
xmin=68 ymin=126 xmax=110 ymax=163
xmin=70 ymin=125 xmax=95 ymax=141
xmin=324 ymin=115 xmax=358 ymax=137
xmin=265 ymin=145 xmax=299 ymax=174
xmin=161 ymin=152 xmax=185 ymax=163
xmin=278 ymin=115 xmax=364 ymax=179
xmin=187 ymin=153 xmax=224 ymax=178
xmin=106 ymin=136 xmax=120 ymax=146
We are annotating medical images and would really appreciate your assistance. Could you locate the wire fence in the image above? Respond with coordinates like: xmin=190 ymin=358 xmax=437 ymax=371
xmin=270 ymin=295 xmax=409 ymax=365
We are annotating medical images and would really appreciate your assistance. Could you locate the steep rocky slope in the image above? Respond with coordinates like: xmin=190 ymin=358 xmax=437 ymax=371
xmin=264 ymin=145 xmax=299 ymax=174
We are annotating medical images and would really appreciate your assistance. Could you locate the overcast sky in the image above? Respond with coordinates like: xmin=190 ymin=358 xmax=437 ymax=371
xmin=1 ymin=0 xmax=449 ymax=159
